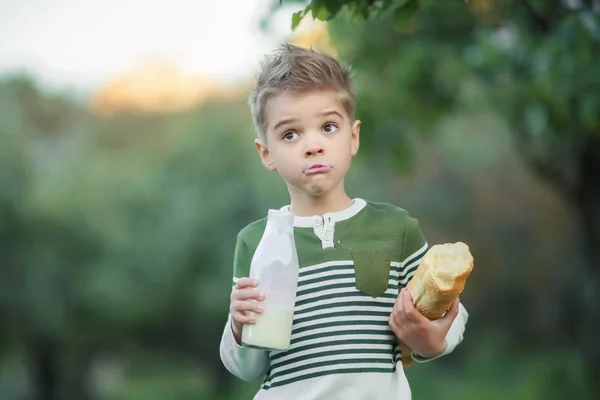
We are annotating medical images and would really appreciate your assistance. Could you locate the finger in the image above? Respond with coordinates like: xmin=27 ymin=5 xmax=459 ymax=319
xmin=395 ymin=288 xmax=406 ymax=311
xmin=388 ymin=311 xmax=400 ymax=336
xmin=235 ymin=277 xmax=259 ymax=289
xmin=232 ymin=288 xmax=265 ymax=301
xmin=231 ymin=300 xmax=264 ymax=314
xmin=390 ymin=301 xmax=401 ymax=328
xmin=402 ymin=288 xmax=426 ymax=323
xmin=392 ymin=292 xmax=406 ymax=322
xmin=444 ymin=297 xmax=460 ymax=321
xmin=438 ymin=298 xmax=460 ymax=331
xmin=232 ymin=311 xmax=257 ymax=325
xmin=397 ymin=287 xmax=405 ymax=300
xmin=392 ymin=295 xmax=399 ymax=314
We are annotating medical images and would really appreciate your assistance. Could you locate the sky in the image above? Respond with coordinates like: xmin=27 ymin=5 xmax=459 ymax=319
xmin=0 ymin=0 xmax=302 ymax=94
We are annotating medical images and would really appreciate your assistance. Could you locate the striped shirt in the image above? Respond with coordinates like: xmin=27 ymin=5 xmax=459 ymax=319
xmin=220 ymin=199 xmax=468 ymax=400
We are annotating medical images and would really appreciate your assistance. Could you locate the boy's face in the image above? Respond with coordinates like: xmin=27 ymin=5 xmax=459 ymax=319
xmin=255 ymin=87 xmax=360 ymax=199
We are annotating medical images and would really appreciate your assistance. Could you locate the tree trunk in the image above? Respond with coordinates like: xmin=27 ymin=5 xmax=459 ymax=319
xmin=63 ymin=349 xmax=94 ymax=400
xmin=575 ymin=136 xmax=600 ymax=397
xmin=30 ymin=336 xmax=59 ymax=400
xmin=30 ymin=337 xmax=95 ymax=400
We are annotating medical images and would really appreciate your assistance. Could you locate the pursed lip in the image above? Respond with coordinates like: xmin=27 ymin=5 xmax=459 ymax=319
xmin=303 ymin=164 xmax=333 ymax=175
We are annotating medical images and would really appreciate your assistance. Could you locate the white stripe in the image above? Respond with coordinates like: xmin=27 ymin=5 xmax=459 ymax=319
xmin=386 ymin=263 xmax=404 ymax=279
xmin=290 ymin=322 xmax=391 ymax=342
xmin=300 ymin=276 xmax=402 ymax=295
xmin=299 ymin=259 xmax=354 ymax=275
xmin=404 ymin=257 xmax=422 ymax=272
xmin=293 ymin=313 xmax=390 ymax=332
xmin=264 ymin=361 xmax=392 ymax=387
xmin=398 ymin=242 xmax=427 ymax=287
xmin=294 ymin=304 xmax=393 ymax=321
xmin=295 ymin=286 xmax=359 ymax=303
xmin=271 ymin=342 xmax=392 ymax=367
xmin=298 ymin=266 xmax=354 ymax=285
xmin=401 ymin=242 xmax=428 ymax=267
xmin=295 ymin=293 xmax=396 ymax=313
xmin=302 ymin=262 xmax=403 ymax=281
xmin=296 ymin=284 xmax=399 ymax=304
xmin=298 ymin=277 xmax=355 ymax=292
xmin=399 ymin=270 xmax=418 ymax=287
xmin=270 ymin=332 xmax=393 ymax=358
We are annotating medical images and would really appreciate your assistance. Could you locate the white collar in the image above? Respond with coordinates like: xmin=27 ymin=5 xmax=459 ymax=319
xmin=279 ymin=198 xmax=367 ymax=227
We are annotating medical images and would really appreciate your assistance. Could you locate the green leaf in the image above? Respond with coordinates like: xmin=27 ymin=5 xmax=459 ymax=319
xmin=324 ymin=0 xmax=343 ymax=17
xmin=377 ymin=0 xmax=396 ymax=15
xmin=312 ymin=3 xmax=330 ymax=21
xmin=291 ymin=9 xmax=307 ymax=30
xmin=393 ymin=0 xmax=419 ymax=27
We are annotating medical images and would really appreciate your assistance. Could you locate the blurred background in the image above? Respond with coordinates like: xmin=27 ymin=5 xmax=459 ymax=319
xmin=0 ymin=0 xmax=598 ymax=399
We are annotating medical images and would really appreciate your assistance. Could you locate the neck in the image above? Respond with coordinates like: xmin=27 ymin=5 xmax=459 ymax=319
xmin=288 ymin=185 xmax=353 ymax=217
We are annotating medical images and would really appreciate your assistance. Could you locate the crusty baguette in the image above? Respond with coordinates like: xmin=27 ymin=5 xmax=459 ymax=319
xmin=400 ymin=241 xmax=474 ymax=368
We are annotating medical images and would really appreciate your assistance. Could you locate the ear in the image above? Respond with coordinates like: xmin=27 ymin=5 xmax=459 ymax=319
xmin=350 ymin=119 xmax=361 ymax=156
xmin=254 ymin=138 xmax=277 ymax=171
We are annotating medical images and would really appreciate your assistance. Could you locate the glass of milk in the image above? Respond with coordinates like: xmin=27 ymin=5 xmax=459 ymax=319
xmin=241 ymin=208 xmax=299 ymax=351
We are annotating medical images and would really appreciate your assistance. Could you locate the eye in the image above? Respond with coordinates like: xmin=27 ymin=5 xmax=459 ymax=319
xmin=323 ymin=123 xmax=338 ymax=133
xmin=282 ymin=131 xmax=299 ymax=141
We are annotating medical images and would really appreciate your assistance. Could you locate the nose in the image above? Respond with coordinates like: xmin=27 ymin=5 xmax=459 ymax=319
xmin=304 ymin=136 xmax=325 ymax=157
xmin=305 ymin=146 xmax=324 ymax=157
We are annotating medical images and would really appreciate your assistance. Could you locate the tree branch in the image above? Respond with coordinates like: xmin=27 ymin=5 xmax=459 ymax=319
xmin=521 ymin=0 xmax=552 ymax=33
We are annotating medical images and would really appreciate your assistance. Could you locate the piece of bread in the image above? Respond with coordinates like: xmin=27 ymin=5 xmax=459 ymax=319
xmin=400 ymin=241 xmax=474 ymax=368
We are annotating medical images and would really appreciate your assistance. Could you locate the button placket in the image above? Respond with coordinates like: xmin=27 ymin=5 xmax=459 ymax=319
xmin=322 ymin=213 xmax=335 ymax=248
xmin=311 ymin=214 xmax=335 ymax=249
xmin=312 ymin=216 xmax=324 ymax=243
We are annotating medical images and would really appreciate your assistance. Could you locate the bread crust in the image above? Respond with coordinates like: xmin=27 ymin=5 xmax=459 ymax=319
xmin=399 ymin=242 xmax=474 ymax=368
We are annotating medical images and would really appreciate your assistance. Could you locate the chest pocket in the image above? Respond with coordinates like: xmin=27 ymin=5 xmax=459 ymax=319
xmin=352 ymin=250 xmax=391 ymax=298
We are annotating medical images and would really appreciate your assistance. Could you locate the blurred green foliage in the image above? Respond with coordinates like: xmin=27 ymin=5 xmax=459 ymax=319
xmin=1 ymin=0 xmax=599 ymax=398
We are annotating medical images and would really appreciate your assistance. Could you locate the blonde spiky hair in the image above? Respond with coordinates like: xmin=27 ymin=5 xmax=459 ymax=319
xmin=248 ymin=44 xmax=355 ymax=141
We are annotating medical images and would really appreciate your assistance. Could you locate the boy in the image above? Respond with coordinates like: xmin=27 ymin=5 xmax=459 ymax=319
xmin=219 ymin=44 xmax=468 ymax=399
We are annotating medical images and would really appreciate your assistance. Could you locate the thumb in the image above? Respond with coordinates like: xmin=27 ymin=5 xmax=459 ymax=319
xmin=441 ymin=298 xmax=460 ymax=327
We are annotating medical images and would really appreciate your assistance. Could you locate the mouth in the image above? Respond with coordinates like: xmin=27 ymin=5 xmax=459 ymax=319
xmin=303 ymin=164 xmax=333 ymax=175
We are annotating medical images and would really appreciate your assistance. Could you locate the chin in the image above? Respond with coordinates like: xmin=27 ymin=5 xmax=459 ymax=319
xmin=287 ymin=176 xmax=341 ymax=197
xmin=304 ymin=183 xmax=337 ymax=197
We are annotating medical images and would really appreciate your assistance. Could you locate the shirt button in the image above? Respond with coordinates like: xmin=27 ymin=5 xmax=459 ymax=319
xmin=313 ymin=216 xmax=322 ymax=226
xmin=323 ymin=232 xmax=333 ymax=241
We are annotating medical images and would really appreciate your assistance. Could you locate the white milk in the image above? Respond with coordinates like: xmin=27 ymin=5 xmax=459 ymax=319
xmin=242 ymin=308 xmax=295 ymax=350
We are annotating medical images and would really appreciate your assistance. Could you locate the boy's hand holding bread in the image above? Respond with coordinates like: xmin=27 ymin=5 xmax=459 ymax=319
xmin=389 ymin=242 xmax=474 ymax=367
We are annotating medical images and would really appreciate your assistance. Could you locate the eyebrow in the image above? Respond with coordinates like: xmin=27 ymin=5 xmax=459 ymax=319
xmin=273 ymin=117 xmax=299 ymax=132
xmin=272 ymin=111 xmax=344 ymax=132
xmin=320 ymin=110 xmax=344 ymax=120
